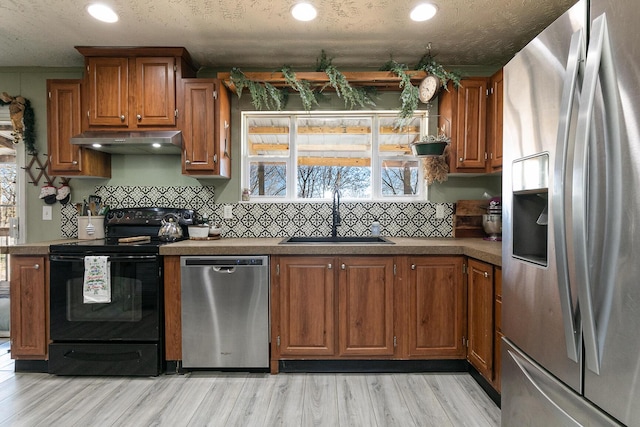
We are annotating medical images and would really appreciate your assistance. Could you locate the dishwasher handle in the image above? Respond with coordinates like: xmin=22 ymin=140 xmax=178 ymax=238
xmin=212 ymin=266 xmax=236 ymax=273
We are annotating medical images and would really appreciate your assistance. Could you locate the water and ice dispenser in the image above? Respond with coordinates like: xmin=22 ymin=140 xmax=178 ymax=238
xmin=512 ymin=154 xmax=549 ymax=266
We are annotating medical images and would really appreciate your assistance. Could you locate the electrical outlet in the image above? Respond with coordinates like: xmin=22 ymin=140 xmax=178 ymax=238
xmin=42 ymin=205 xmax=52 ymax=221
xmin=435 ymin=205 xmax=445 ymax=219
xmin=223 ymin=205 xmax=233 ymax=219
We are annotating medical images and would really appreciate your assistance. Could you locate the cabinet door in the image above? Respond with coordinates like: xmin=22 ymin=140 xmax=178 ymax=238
xmin=182 ymin=80 xmax=216 ymax=173
xmin=487 ymin=69 xmax=503 ymax=171
xmin=10 ymin=256 xmax=48 ymax=359
xmin=467 ymin=258 xmax=494 ymax=380
xmin=135 ymin=57 xmax=176 ymax=126
xmin=47 ymin=80 xmax=111 ymax=178
xmin=407 ymin=256 xmax=466 ymax=358
xmin=493 ymin=266 xmax=503 ymax=391
xmin=454 ymin=78 xmax=488 ymax=171
xmin=47 ymin=80 xmax=82 ymax=173
xmin=338 ymin=256 xmax=395 ymax=357
xmin=86 ymin=57 xmax=129 ymax=127
xmin=276 ymin=257 xmax=336 ymax=357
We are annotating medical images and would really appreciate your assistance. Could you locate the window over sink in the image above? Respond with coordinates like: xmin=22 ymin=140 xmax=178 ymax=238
xmin=242 ymin=111 xmax=429 ymax=201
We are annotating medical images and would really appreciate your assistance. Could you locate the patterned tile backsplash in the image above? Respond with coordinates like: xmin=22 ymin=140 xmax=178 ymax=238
xmin=60 ymin=186 xmax=454 ymax=238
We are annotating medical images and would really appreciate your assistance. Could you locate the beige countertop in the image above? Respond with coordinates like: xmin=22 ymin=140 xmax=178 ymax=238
xmin=161 ymin=237 xmax=502 ymax=266
xmin=8 ymin=237 xmax=502 ymax=266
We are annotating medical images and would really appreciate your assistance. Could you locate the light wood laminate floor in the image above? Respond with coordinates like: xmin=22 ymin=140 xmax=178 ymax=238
xmin=0 ymin=341 xmax=499 ymax=426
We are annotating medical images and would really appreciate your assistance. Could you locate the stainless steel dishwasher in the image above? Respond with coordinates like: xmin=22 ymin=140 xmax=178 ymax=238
xmin=180 ymin=256 xmax=269 ymax=368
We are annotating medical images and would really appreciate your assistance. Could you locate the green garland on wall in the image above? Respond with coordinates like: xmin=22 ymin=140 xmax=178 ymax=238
xmin=0 ymin=95 xmax=37 ymax=154
xmin=228 ymin=50 xmax=459 ymax=124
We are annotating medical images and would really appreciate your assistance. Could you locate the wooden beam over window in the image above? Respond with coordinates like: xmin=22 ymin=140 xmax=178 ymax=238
xmin=298 ymin=157 xmax=371 ymax=167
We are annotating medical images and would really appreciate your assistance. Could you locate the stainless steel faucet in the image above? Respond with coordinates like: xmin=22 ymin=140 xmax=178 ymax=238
xmin=331 ymin=187 xmax=341 ymax=237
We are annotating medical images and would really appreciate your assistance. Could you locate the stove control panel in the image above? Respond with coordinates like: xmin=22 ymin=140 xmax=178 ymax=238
xmin=105 ymin=207 xmax=198 ymax=226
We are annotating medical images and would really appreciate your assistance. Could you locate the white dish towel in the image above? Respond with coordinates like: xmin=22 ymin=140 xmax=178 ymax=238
xmin=83 ymin=256 xmax=111 ymax=304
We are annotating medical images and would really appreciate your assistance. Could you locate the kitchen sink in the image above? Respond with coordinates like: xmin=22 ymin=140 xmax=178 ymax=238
xmin=280 ymin=236 xmax=394 ymax=244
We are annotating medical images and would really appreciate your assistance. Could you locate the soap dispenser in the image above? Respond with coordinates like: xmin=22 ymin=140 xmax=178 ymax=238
xmin=371 ymin=219 xmax=381 ymax=236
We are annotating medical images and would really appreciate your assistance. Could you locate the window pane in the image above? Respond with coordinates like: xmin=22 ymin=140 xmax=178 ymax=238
xmin=296 ymin=116 xmax=372 ymax=199
xmin=247 ymin=117 xmax=290 ymax=156
xmin=378 ymin=115 xmax=421 ymax=156
xmin=249 ymin=162 xmax=287 ymax=197
xmin=381 ymin=159 xmax=420 ymax=196
xmin=297 ymin=165 xmax=371 ymax=198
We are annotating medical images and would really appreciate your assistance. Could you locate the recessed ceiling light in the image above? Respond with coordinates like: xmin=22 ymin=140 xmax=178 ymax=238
xmin=87 ymin=3 xmax=119 ymax=23
xmin=152 ymin=143 xmax=162 ymax=148
xmin=291 ymin=2 xmax=317 ymax=21
xmin=410 ymin=3 xmax=438 ymax=22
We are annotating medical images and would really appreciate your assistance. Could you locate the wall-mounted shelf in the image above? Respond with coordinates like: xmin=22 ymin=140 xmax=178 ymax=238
xmin=217 ymin=71 xmax=428 ymax=93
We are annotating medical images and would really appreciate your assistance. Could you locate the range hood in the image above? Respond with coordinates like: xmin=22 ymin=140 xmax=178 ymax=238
xmin=70 ymin=131 xmax=182 ymax=155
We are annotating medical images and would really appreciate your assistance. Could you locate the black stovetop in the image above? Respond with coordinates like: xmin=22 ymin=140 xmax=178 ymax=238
xmin=50 ymin=207 xmax=197 ymax=254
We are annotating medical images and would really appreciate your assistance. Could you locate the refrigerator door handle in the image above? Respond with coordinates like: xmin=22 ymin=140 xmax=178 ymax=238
xmin=572 ymin=14 xmax=623 ymax=375
xmin=552 ymin=28 xmax=585 ymax=363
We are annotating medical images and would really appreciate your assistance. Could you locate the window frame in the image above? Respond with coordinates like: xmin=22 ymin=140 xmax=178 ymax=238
xmin=241 ymin=110 xmax=429 ymax=202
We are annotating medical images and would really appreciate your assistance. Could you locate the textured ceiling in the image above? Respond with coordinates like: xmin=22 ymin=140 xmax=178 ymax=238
xmin=0 ymin=0 xmax=577 ymax=72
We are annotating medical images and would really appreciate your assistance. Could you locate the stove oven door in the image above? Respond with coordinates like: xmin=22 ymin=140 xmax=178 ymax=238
xmin=48 ymin=254 xmax=163 ymax=376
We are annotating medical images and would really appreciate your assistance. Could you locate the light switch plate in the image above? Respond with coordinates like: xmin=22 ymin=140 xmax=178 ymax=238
xmin=435 ymin=205 xmax=445 ymax=219
xmin=42 ymin=205 xmax=52 ymax=221
xmin=223 ymin=205 xmax=233 ymax=219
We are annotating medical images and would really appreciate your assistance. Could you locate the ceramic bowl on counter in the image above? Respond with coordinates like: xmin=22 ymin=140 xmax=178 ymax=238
xmin=188 ymin=225 xmax=210 ymax=239
xmin=209 ymin=226 xmax=222 ymax=237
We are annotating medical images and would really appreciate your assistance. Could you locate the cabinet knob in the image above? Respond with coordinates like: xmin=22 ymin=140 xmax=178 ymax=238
xmin=34 ymin=264 xmax=40 ymax=270
xmin=120 ymin=115 xmax=125 ymax=121
xmin=411 ymin=264 xmax=416 ymax=270
xmin=328 ymin=263 xmax=332 ymax=270
xmin=483 ymin=271 xmax=489 ymax=278
xmin=72 ymin=161 xmax=78 ymax=165
xmin=341 ymin=264 xmax=346 ymax=270
xmin=185 ymin=160 xmax=191 ymax=164
xmin=136 ymin=114 xmax=142 ymax=121
xmin=459 ymin=157 xmax=464 ymax=162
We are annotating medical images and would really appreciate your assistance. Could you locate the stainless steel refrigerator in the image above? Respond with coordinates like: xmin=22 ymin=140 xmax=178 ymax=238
xmin=502 ymin=0 xmax=640 ymax=425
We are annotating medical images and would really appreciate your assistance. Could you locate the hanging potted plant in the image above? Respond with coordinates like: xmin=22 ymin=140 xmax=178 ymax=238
xmin=410 ymin=119 xmax=451 ymax=185
xmin=410 ymin=119 xmax=450 ymax=157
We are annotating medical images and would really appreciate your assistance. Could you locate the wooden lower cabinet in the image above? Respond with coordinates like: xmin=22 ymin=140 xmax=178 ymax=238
xmin=406 ymin=256 xmax=466 ymax=358
xmin=338 ymin=256 xmax=395 ymax=357
xmin=272 ymin=255 xmax=472 ymax=371
xmin=493 ymin=266 xmax=503 ymax=391
xmin=467 ymin=258 xmax=495 ymax=381
xmin=272 ymin=256 xmax=397 ymax=365
xmin=164 ymin=255 xmax=182 ymax=361
xmin=10 ymin=256 xmax=49 ymax=359
xmin=275 ymin=256 xmax=336 ymax=357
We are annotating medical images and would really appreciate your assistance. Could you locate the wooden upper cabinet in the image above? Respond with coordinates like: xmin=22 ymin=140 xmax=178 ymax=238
xmin=180 ymin=79 xmax=231 ymax=178
xmin=10 ymin=256 xmax=48 ymax=359
xmin=77 ymin=46 xmax=197 ymax=131
xmin=439 ymin=77 xmax=492 ymax=173
xmin=487 ymin=69 xmax=503 ymax=171
xmin=86 ymin=56 xmax=175 ymax=128
xmin=338 ymin=256 xmax=396 ymax=357
xmin=406 ymin=256 xmax=466 ymax=358
xmin=135 ymin=57 xmax=176 ymax=126
xmin=47 ymin=79 xmax=111 ymax=178
xmin=86 ymin=57 xmax=129 ymax=127
xmin=467 ymin=258 xmax=494 ymax=380
xmin=454 ymin=78 xmax=488 ymax=171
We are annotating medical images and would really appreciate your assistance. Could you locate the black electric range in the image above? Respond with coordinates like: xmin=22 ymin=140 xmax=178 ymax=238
xmin=48 ymin=207 xmax=197 ymax=376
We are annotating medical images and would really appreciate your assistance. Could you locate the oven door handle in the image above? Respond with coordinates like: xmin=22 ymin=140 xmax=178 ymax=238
xmin=50 ymin=255 xmax=158 ymax=262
